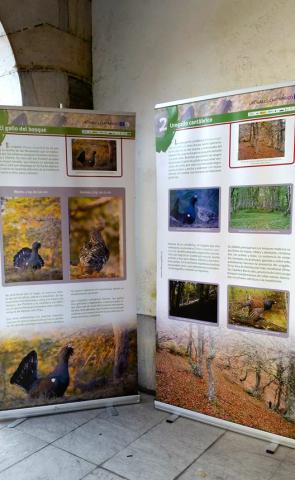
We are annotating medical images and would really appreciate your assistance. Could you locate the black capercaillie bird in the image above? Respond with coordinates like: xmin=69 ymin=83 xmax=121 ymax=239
xmin=13 ymin=241 xmax=44 ymax=270
xmin=79 ymin=220 xmax=110 ymax=273
xmin=77 ymin=150 xmax=86 ymax=166
xmin=10 ymin=345 xmax=74 ymax=399
xmin=171 ymin=195 xmax=198 ymax=225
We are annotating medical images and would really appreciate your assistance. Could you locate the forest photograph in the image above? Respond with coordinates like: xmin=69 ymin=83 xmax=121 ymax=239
xmin=228 ymin=286 xmax=288 ymax=334
xmin=238 ymin=119 xmax=285 ymax=160
xmin=71 ymin=138 xmax=117 ymax=171
xmin=69 ymin=196 xmax=124 ymax=280
xmin=156 ymin=321 xmax=295 ymax=439
xmin=1 ymin=196 xmax=63 ymax=283
xmin=169 ymin=188 xmax=220 ymax=231
xmin=0 ymin=325 xmax=137 ymax=411
xmin=169 ymin=280 xmax=218 ymax=324
xmin=229 ymin=184 xmax=292 ymax=233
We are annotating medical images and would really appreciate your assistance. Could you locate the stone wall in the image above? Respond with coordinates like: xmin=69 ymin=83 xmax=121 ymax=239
xmin=0 ymin=0 xmax=92 ymax=108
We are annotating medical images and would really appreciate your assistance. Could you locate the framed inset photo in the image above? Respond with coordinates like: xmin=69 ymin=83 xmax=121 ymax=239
xmin=169 ymin=187 xmax=220 ymax=232
xmin=68 ymin=192 xmax=125 ymax=281
xmin=229 ymin=184 xmax=292 ymax=234
xmin=0 ymin=196 xmax=63 ymax=284
xmin=169 ymin=279 xmax=218 ymax=325
xmin=230 ymin=117 xmax=295 ymax=168
xmin=3 ymin=324 xmax=138 ymax=411
xmin=228 ymin=285 xmax=289 ymax=335
xmin=66 ymin=137 xmax=122 ymax=177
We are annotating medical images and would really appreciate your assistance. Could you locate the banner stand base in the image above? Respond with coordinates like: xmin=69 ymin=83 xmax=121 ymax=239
xmin=0 ymin=394 xmax=140 ymax=421
xmin=166 ymin=414 xmax=180 ymax=424
xmin=7 ymin=418 xmax=27 ymax=429
xmin=155 ymin=400 xmax=295 ymax=450
xmin=107 ymin=406 xmax=119 ymax=417
xmin=266 ymin=443 xmax=279 ymax=454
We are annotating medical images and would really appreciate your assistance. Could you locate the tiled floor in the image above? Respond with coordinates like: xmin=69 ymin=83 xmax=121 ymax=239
xmin=0 ymin=395 xmax=294 ymax=479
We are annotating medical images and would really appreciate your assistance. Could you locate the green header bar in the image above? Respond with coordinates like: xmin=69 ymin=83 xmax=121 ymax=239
xmin=0 ymin=124 xmax=135 ymax=138
xmin=169 ymin=103 xmax=295 ymax=130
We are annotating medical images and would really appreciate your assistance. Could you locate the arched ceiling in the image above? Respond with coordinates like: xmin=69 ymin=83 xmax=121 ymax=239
xmin=0 ymin=21 xmax=22 ymax=105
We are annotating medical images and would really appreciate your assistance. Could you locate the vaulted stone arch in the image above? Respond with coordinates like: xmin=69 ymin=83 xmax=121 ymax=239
xmin=0 ymin=0 xmax=92 ymax=108
xmin=0 ymin=21 xmax=22 ymax=105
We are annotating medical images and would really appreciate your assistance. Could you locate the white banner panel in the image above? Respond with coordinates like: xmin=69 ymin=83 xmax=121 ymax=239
xmin=0 ymin=107 xmax=138 ymax=417
xmin=155 ymin=83 xmax=295 ymax=443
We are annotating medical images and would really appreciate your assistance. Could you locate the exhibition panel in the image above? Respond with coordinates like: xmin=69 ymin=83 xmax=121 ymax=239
xmin=155 ymin=83 xmax=295 ymax=445
xmin=0 ymin=107 xmax=138 ymax=418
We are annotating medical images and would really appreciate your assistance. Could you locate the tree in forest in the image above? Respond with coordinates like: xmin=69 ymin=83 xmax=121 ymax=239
xmin=250 ymin=358 xmax=263 ymax=399
xmin=284 ymin=352 xmax=295 ymax=423
xmin=234 ymin=341 xmax=274 ymax=399
xmin=190 ymin=325 xmax=204 ymax=378
xmin=230 ymin=185 xmax=291 ymax=215
xmin=250 ymin=122 xmax=259 ymax=151
xmin=206 ymin=330 xmax=216 ymax=402
xmin=223 ymin=334 xmax=293 ymax=416
xmin=188 ymin=326 xmax=216 ymax=400
xmin=112 ymin=324 xmax=130 ymax=381
xmin=186 ymin=323 xmax=193 ymax=359
xmin=272 ymin=357 xmax=286 ymax=412
xmin=285 ymin=185 xmax=292 ymax=216
xmin=169 ymin=280 xmax=185 ymax=313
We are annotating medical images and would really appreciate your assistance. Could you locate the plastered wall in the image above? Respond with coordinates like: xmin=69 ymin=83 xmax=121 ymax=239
xmin=92 ymin=0 xmax=295 ymax=317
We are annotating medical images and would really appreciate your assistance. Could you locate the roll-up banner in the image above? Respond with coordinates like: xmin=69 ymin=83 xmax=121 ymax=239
xmin=0 ymin=107 xmax=138 ymax=419
xmin=155 ymin=83 xmax=295 ymax=446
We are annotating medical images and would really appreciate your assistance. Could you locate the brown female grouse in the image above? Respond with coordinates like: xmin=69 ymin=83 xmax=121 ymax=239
xmin=243 ymin=297 xmax=277 ymax=323
xmin=79 ymin=220 xmax=109 ymax=273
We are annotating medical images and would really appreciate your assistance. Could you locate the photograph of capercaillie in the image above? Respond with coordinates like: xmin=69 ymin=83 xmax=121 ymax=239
xmin=1 ymin=325 xmax=138 ymax=410
xmin=72 ymin=138 xmax=117 ymax=171
xmin=79 ymin=219 xmax=110 ymax=274
xmin=228 ymin=286 xmax=288 ymax=334
xmin=169 ymin=188 xmax=220 ymax=231
xmin=1 ymin=196 xmax=63 ymax=283
xmin=10 ymin=345 xmax=74 ymax=399
xmin=13 ymin=241 xmax=44 ymax=271
xmin=69 ymin=196 xmax=124 ymax=280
